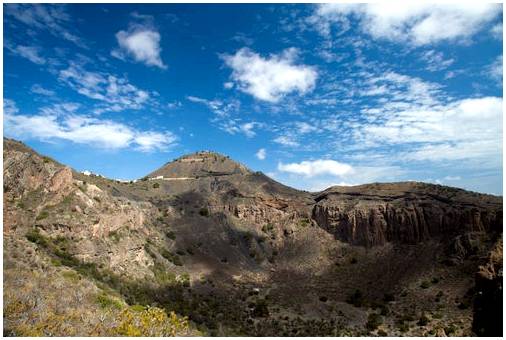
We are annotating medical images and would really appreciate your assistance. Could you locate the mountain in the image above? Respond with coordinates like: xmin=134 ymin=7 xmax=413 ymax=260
xmin=3 ymin=138 xmax=503 ymax=336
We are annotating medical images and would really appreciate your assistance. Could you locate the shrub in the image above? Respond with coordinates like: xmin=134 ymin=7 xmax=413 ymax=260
xmin=346 ymin=289 xmax=364 ymax=307
xmin=153 ymin=183 xmax=160 ymax=189
xmin=112 ymin=307 xmax=190 ymax=336
xmin=380 ymin=304 xmax=389 ymax=316
xmin=251 ymin=299 xmax=269 ymax=318
xmin=377 ymin=329 xmax=388 ymax=336
xmin=366 ymin=313 xmax=382 ymax=331
xmin=417 ymin=313 xmax=430 ymax=326
xmin=108 ymin=230 xmax=121 ymax=243
xmin=35 ymin=211 xmax=49 ymax=221
xmin=298 ymin=218 xmax=310 ymax=228
xmin=398 ymin=322 xmax=409 ymax=333
xmin=25 ymin=229 xmax=48 ymax=247
xmin=350 ymin=257 xmax=358 ymax=264
xmin=444 ymin=325 xmax=457 ymax=336
xmin=383 ymin=293 xmax=395 ymax=302
xmin=262 ymin=223 xmax=274 ymax=233
xmin=431 ymin=277 xmax=440 ymax=284
xmin=199 ymin=208 xmax=209 ymax=217
xmin=420 ymin=281 xmax=431 ymax=289
xmin=319 ymin=296 xmax=328 ymax=302
xmin=160 ymin=249 xmax=183 ymax=266
xmin=165 ymin=230 xmax=176 ymax=240
xmin=50 ymin=258 xmax=62 ymax=267
xmin=96 ymin=292 xmax=123 ymax=310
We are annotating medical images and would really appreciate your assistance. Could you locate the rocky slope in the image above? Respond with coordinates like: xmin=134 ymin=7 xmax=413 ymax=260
xmin=3 ymin=138 xmax=503 ymax=336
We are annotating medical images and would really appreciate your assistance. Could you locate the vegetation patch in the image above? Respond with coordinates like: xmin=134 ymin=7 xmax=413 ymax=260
xmin=199 ymin=208 xmax=209 ymax=217
xmin=35 ymin=211 xmax=49 ymax=221
xmin=25 ymin=228 xmax=49 ymax=247
xmin=346 ymin=289 xmax=364 ymax=307
xmin=366 ymin=313 xmax=382 ymax=331
xmin=96 ymin=292 xmax=123 ymax=310
xmin=160 ymin=249 xmax=183 ymax=266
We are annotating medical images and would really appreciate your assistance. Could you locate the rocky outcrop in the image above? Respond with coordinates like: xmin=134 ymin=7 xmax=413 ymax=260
xmin=472 ymin=237 xmax=503 ymax=336
xmin=312 ymin=183 xmax=502 ymax=247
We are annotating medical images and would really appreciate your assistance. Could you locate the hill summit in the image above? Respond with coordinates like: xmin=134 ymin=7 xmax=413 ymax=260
xmin=147 ymin=151 xmax=250 ymax=179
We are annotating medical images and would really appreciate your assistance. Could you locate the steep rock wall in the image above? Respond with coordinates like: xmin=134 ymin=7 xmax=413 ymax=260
xmin=312 ymin=187 xmax=502 ymax=247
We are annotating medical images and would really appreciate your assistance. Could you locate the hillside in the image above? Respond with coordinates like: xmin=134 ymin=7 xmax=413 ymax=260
xmin=3 ymin=138 xmax=503 ymax=336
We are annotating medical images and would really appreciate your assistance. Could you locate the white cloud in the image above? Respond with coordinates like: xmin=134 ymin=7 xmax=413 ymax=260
xmin=31 ymin=84 xmax=55 ymax=96
xmin=186 ymin=95 xmax=240 ymax=117
xmin=315 ymin=3 xmax=501 ymax=45
xmin=487 ymin=55 xmax=502 ymax=83
xmin=4 ymin=100 xmax=176 ymax=152
xmin=58 ymin=64 xmax=151 ymax=112
xmin=278 ymin=159 xmax=353 ymax=177
xmin=114 ymin=27 xmax=166 ymax=69
xmin=273 ymin=135 xmax=299 ymax=147
xmin=8 ymin=45 xmax=46 ymax=64
xmin=221 ymin=120 xmax=259 ymax=138
xmin=222 ymin=47 xmax=317 ymax=102
xmin=361 ymin=71 xmax=442 ymax=106
xmin=5 ymin=4 xmax=85 ymax=47
xmin=255 ymin=148 xmax=266 ymax=160
xmin=420 ymin=50 xmax=454 ymax=72
xmin=490 ymin=23 xmax=503 ymax=40
xmin=357 ymin=96 xmax=502 ymax=166
xmin=444 ymin=175 xmax=461 ymax=181
xmin=167 ymin=101 xmax=182 ymax=109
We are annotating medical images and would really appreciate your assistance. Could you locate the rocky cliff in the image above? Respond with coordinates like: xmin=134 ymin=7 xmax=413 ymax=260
xmin=312 ymin=183 xmax=502 ymax=247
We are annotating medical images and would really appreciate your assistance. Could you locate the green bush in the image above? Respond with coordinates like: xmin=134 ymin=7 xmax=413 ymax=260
xmin=262 ymin=223 xmax=274 ymax=233
xmin=96 ymin=292 xmax=123 ymax=310
xmin=153 ymin=183 xmax=160 ymax=189
xmin=35 ymin=211 xmax=49 ymax=221
xmin=160 ymin=249 xmax=183 ymax=266
xmin=109 ymin=230 xmax=121 ymax=243
xmin=417 ymin=313 xmax=430 ymax=326
xmin=444 ymin=325 xmax=457 ymax=336
xmin=420 ymin=281 xmax=431 ymax=289
xmin=199 ymin=208 xmax=209 ymax=217
xmin=298 ymin=218 xmax=310 ymax=228
xmin=366 ymin=313 xmax=382 ymax=331
xmin=165 ymin=230 xmax=176 ymax=240
xmin=25 ymin=229 xmax=48 ymax=247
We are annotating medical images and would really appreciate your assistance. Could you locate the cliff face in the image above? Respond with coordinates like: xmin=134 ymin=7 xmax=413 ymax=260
xmin=312 ymin=183 xmax=502 ymax=247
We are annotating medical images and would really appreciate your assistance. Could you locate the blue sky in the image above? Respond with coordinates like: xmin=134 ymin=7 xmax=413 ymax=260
xmin=3 ymin=3 xmax=503 ymax=194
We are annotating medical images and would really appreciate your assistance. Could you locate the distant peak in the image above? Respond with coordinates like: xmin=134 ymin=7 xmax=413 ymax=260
xmin=148 ymin=151 xmax=249 ymax=179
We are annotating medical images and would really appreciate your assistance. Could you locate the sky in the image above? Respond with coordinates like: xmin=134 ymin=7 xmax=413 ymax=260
xmin=3 ymin=3 xmax=503 ymax=194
